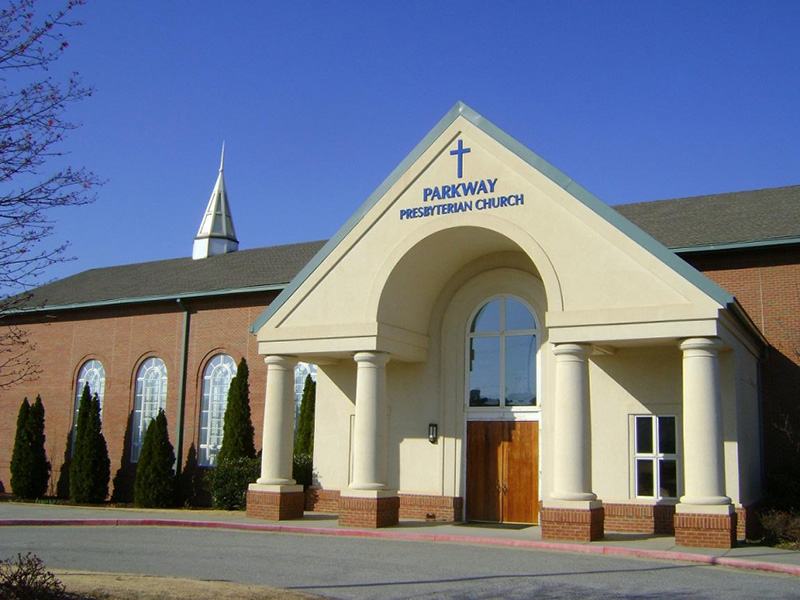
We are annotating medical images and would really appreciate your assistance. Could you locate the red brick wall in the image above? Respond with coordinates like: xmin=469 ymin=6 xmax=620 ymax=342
xmin=0 ymin=292 xmax=275 ymax=500
xmin=604 ymin=503 xmax=675 ymax=534
xmin=541 ymin=506 xmax=604 ymax=542
xmin=683 ymin=244 xmax=800 ymax=482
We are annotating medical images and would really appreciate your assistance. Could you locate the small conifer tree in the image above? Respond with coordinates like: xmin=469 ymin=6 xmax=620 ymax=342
xmin=134 ymin=409 xmax=176 ymax=508
xmin=11 ymin=396 xmax=51 ymax=499
xmin=70 ymin=385 xmax=110 ymax=503
xmin=294 ymin=375 xmax=316 ymax=457
xmin=292 ymin=374 xmax=316 ymax=488
xmin=206 ymin=358 xmax=259 ymax=509
xmin=10 ymin=398 xmax=30 ymax=496
xmin=217 ymin=358 xmax=255 ymax=461
xmin=28 ymin=396 xmax=51 ymax=498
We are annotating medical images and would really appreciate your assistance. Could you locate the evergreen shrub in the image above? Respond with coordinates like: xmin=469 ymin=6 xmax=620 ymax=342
xmin=292 ymin=375 xmax=316 ymax=489
xmin=134 ymin=409 xmax=176 ymax=508
xmin=218 ymin=358 xmax=255 ymax=461
xmin=10 ymin=396 xmax=51 ymax=500
xmin=204 ymin=456 xmax=260 ymax=510
xmin=69 ymin=385 xmax=110 ymax=503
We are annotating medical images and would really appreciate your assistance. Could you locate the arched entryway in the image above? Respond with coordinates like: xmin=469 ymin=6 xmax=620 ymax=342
xmin=465 ymin=295 xmax=540 ymax=524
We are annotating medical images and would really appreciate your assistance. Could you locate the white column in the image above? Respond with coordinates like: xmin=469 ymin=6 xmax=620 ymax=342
xmin=551 ymin=343 xmax=596 ymax=502
xmin=679 ymin=337 xmax=731 ymax=506
xmin=257 ymin=355 xmax=298 ymax=485
xmin=350 ymin=351 xmax=390 ymax=490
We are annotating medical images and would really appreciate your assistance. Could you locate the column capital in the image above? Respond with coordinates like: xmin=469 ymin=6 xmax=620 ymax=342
xmin=354 ymin=351 xmax=390 ymax=367
xmin=679 ymin=337 xmax=723 ymax=354
xmin=264 ymin=355 xmax=298 ymax=369
xmin=552 ymin=343 xmax=592 ymax=358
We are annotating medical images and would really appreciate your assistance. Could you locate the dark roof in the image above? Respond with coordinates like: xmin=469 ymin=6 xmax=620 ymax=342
xmin=616 ymin=185 xmax=800 ymax=250
xmin=19 ymin=240 xmax=326 ymax=310
xmin=15 ymin=185 xmax=800 ymax=313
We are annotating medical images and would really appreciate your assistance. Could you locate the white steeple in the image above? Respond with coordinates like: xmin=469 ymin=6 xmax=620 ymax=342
xmin=192 ymin=143 xmax=239 ymax=259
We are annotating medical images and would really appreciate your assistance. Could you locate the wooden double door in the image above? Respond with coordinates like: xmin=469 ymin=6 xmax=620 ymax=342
xmin=466 ymin=420 xmax=539 ymax=524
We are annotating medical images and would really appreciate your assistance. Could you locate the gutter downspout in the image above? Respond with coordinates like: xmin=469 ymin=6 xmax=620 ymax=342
xmin=175 ymin=299 xmax=190 ymax=475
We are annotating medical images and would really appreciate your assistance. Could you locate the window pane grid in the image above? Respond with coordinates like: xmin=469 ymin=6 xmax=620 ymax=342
xmin=467 ymin=296 xmax=538 ymax=409
xmin=131 ymin=358 xmax=168 ymax=462
xmin=73 ymin=360 xmax=107 ymax=449
xmin=199 ymin=354 xmax=236 ymax=466
xmin=634 ymin=415 xmax=679 ymax=499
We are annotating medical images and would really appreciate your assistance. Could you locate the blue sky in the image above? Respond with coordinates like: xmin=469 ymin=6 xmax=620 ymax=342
xmin=28 ymin=1 xmax=800 ymax=282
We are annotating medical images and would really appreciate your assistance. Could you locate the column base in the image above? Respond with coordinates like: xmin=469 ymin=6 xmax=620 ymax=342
xmin=674 ymin=506 xmax=737 ymax=548
xmin=541 ymin=502 xmax=604 ymax=542
xmin=339 ymin=491 xmax=400 ymax=528
xmin=246 ymin=484 xmax=305 ymax=521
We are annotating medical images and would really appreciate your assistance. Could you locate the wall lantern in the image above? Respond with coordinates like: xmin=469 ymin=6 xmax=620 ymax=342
xmin=428 ymin=423 xmax=438 ymax=444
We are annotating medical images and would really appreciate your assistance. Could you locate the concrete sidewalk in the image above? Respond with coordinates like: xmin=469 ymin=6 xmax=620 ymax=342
xmin=2 ymin=501 xmax=799 ymax=577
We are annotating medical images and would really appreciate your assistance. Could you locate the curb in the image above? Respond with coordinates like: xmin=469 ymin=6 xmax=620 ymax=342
xmin=3 ymin=518 xmax=799 ymax=577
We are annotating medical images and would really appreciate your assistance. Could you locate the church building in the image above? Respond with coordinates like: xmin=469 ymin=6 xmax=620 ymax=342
xmin=2 ymin=103 xmax=798 ymax=549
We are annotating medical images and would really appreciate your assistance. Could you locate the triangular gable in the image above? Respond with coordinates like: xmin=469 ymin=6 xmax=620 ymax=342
xmin=252 ymin=102 xmax=733 ymax=335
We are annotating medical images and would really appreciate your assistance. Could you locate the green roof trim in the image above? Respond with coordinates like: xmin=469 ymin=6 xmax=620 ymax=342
xmin=672 ymin=236 xmax=800 ymax=254
xmin=11 ymin=283 xmax=286 ymax=314
xmin=251 ymin=102 xmax=735 ymax=334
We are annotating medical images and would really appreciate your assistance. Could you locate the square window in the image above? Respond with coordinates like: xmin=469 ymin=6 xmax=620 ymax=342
xmin=633 ymin=415 xmax=679 ymax=499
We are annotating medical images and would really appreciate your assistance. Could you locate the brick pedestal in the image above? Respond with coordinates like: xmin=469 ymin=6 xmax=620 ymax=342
xmin=541 ymin=506 xmax=604 ymax=542
xmin=339 ymin=494 xmax=400 ymax=528
xmin=246 ymin=484 xmax=305 ymax=520
xmin=674 ymin=511 xmax=737 ymax=548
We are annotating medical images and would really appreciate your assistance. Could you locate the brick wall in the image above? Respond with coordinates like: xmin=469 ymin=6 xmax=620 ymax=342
xmin=604 ymin=503 xmax=675 ymax=534
xmin=0 ymin=292 xmax=275 ymax=500
xmin=398 ymin=494 xmax=463 ymax=522
xmin=684 ymin=244 xmax=800 ymax=482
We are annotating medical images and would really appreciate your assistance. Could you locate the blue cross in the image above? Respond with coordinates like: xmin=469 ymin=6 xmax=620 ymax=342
xmin=449 ymin=139 xmax=471 ymax=179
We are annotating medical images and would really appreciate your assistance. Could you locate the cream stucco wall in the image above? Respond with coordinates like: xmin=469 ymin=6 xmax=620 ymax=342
xmin=262 ymin=106 xmax=763 ymax=518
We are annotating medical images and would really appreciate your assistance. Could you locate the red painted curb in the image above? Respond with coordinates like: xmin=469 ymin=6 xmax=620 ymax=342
xmin=2 ymin=518 xmax=799 ymax=577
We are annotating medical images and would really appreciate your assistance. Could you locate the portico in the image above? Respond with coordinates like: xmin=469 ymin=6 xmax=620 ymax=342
xmin=246 ymin=103 xmax=763 ymax=548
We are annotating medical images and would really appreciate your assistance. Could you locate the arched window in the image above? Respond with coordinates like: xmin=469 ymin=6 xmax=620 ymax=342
xmin=131 ymin=357 xmax=168 ymax=462
xmin=199 ymin=354 xmax=237 ymax=466
xmin=74 ymin=359 xmax=106 ymax=429
xmin=467 ymin=296 xmax=538 ymax=408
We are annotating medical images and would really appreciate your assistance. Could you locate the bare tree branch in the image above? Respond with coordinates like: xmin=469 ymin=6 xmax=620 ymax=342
xmin=0 ymin=0 xmax=98 ymax=389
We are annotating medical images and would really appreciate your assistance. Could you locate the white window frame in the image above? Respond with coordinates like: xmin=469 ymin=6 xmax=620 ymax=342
xmin=465 ymin=295 xmax=539 ymax=415
xmin=75 ymin=359 xmax=106 ymax=420
xmin=198 ymin=354 xmax=237 ymax=467
xmin=131 ymin=357 xmax=168 ymax=462
xmin=632 ymin=414 xmax=680 ymax=500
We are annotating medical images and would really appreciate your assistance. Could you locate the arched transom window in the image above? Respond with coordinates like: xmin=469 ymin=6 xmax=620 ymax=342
xmin=131 ymin=357 xmax=168 ymax=462
xmin=74 ymin=359 xmax=106 ymax=428
xmin=199 ymin=354 xmax=237 ymax=466
xmin=467 ymin=296 xmax=538 ymax=408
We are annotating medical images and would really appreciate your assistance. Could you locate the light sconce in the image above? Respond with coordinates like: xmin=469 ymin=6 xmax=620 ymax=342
xmin=428 ymin=423 xmax=438 ymax=444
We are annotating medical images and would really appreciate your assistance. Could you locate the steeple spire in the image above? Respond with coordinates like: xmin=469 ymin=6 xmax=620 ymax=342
xmin=192 ymin=143 xmax=239 ymax=260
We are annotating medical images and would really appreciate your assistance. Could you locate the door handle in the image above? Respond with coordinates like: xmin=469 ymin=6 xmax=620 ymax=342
xmin=502 ymin=482 xmax=508 ymax=494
